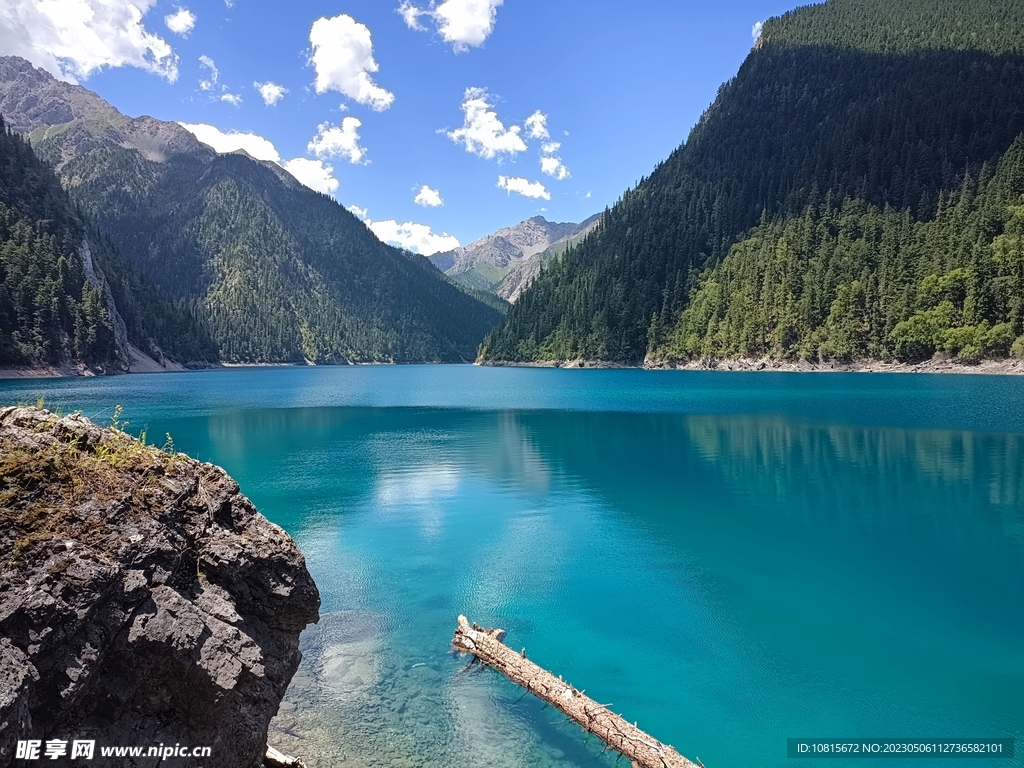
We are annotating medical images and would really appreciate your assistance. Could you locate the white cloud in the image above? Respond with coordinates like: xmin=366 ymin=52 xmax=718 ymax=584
xmin=367 ymin=219 xmax=460 ymax=255
xmin=179 ymin=123 xmax=343 ymax=197
xmin=398 ymin=2 xmax=426 ymax=29
xmin=414 ymin=185 xmax=443 ymax=207
xmin=524 ymin=110 xmax=548 ymax=140
xmin=309 ymin=14 xmax=394 ymax=111
xmin=433 ymin=0 xmax=502 ymax=50
xmin=540 ymin=155 xmax=569 ymax=180
xmin=399 ymin=0 xmax=502 ymax=53
xmin=164 ymin=7 xmax=195 ymax=36
xmin=752 ymin=20 xmax=763 ymax=43
xmin=179 ymin=122 xmax=280 ymax=161
xmin=539 ymin=136 xmax=569 ymax=180
xmin=198 ymin=54 xmax=218 ymax=90
xmin=0 ymin=0 xmax=179 ymax=83
xmin=282 ymin=158 xmax=339 ymax=195
xmin=446 ymin=87 xmax=526 ymax=160
xmin=497 ymin=176 xmax=550 ymax=200
xmin=308 ymin=118 xmax=368 ymax=164
xmin=254 ymin=80 xmax=287 ymax=106
xmin=584 ymin=191 xmax=592 ymax=198
xmin=198 ymin=55 xmax=243 ymax=105
xmin=347 ymin=204 xmax=460 ymax=256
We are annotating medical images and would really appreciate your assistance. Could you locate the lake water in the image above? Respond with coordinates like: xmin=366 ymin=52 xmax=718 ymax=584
xmin=2 ymin=366 xmax=1022 ymax=767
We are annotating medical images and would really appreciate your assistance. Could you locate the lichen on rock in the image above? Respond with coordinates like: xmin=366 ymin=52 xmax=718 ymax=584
xmin=0 ymin=407 xmax=320 ymax=768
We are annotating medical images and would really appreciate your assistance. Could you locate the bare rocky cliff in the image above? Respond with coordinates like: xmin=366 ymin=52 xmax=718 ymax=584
xmin=0 ymin=407 xmax=320 ymax=768
xmin=0 ymin=57 xmax=120 ymax=134
xmin=0 ymin=56 xmax=211 ymax=170
xmin=429 ymin=214 xmax=600 ymax=300
xmin=431 ymin=216 xmax=580 ymax=274
xmin=496 ymin=213 xmax=602 ymax=302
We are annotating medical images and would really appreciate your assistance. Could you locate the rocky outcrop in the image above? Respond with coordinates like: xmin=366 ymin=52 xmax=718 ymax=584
xmin=496 ymin=213 xmax=602 ymax=302
xmin=429 ymin=214 xmax=602 ymax=301
xmin=0 ymin=407 xmax=320 ymax=768
xmin=429 ymin=216 xmax=591 ymax=296
xmin=457 ymin=217 xmax=578 ymax=271
xmin=0 ymin=57 xmax=121 ymax=136
xmin=0 ymin=56 xmax=211 ymax=171
xmin=78 ymin=237 xmax=131 ymax=372
xmin=643 ymin=355 xmax=1024 ymax=375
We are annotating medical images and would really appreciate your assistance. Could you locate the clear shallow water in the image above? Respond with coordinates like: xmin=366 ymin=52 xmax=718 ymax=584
xmin=2 ymin=366 xmax=1022 ymax=767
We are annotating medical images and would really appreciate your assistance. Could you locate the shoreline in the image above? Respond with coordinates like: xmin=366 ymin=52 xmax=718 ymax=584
xmin=0 ymin=359 xmax=459 ymax=380
xmin=480 ymin=356 xmax=1024 ymax=375
xmin=6 ymin=357 xmax=1024 ymax=380
xmin=0 ymin=363 xmax=205 ymax=380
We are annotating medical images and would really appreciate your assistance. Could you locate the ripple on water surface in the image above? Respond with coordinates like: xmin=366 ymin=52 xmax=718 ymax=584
xmin=2 ymin=367 xmax=1022 ymax=767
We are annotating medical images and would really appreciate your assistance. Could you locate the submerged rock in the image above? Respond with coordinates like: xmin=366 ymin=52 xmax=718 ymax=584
xmin=0 ymin=407 xmax=320 ymax=768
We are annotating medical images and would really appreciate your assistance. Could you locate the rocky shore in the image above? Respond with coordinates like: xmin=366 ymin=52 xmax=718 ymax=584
xmin=645 ymin=356 xmax=1024 ymax=375
xmin=0 ymin=407 xmax=320 ymax=768
xmin=481 ymin=356 xmax=1024 ymax=375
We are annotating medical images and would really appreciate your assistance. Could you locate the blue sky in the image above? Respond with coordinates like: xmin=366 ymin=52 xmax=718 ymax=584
xmin=3 ymin=0 xmax=801 ymax=252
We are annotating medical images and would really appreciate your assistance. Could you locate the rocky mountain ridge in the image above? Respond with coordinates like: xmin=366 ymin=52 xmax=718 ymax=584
xmin=497 ymin=214 xmax=602 ymax=302
xmin=430 ymin=214 xmax=600 ymax=301
xmin=0 ymin=57 xmax=209 ymax=169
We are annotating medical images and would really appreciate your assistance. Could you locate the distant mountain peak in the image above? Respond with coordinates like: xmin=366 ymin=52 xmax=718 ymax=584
xmin=0 ymin=56 xmax=122 ymax=134
xmin=428 ymin=214 xmax=599 ymax=300
xmin=0 ymin=55 xmax=207 ymax=168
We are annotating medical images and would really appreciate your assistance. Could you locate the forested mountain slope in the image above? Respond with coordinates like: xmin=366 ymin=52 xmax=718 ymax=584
xmin=660 ymin=139 xmax=1024 ymax=363
xmin=0 ymin=118 xmax=216 ymax=371
xmin=479 ymin=0 xmax=1024 ymax=364
xmin=0 ymin=56 xmax=502 ymax=364
xmin=66 ymin=148 xmax=501 ymax=363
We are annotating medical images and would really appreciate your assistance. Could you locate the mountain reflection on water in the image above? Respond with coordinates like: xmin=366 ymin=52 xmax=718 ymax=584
xmin=1 ymin=368 xmax=1020 ymax=767
xmin=178 ymin=405 xmax=1024 ymax=768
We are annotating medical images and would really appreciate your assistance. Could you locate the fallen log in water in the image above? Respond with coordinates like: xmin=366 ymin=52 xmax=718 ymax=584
xmin=264 ymin=745 xmax=306 ymax=768
xmin=451 ymin=615 xmax=702 ymax=768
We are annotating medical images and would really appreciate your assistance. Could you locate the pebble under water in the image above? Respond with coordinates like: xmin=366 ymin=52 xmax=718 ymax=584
xmin=3 ymin=365 xmax=1022 ymax=767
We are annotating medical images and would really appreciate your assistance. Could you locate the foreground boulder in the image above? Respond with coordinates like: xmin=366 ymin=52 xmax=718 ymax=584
xmin=0 ymin=407 xmax=320 ymax=768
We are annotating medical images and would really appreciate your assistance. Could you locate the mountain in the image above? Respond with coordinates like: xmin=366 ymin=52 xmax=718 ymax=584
xmin=430 ymin=215 xmax=599 ymax=301
xmin=496 ymin=214 xmax=602 ymax=303
xmin=658 ymin=137 xmax=1024 ymax=365
xmin=0 ymin=56 xmax=502 ymax=365
xmin=0 ymin=115 xmax=217 ymax=372
xmin=479 ymin=0 xmax=1024 ymax=365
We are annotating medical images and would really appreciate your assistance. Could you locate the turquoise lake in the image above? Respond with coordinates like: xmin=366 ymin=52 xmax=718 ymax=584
xmin=2 ymin=366 xmax=1022 ymax=767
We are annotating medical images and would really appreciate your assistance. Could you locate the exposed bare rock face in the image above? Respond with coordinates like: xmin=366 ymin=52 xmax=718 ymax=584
xmin=429 ymin=214 xmax=601 ymax=301
xmin=0 ymin=57 xmax=120 ymax=134
xmin=431 ymin=216 xmax=580 ymax=274
xmin=0 ymin=407 xmax=320 ymax=768
xmin=0 ymin=56 xmax=211 ymax=170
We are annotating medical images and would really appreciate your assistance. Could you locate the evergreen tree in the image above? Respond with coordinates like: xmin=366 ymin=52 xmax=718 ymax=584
xmin=658 ymin=136 xmax=1024 ymax=363
xmin=57 ymin=144 xmax=503 ymax=364
xmin=480 ymin=0 xmax=1024 ymax=363
xmin=0 ymin=116 xmax=217 ymax=369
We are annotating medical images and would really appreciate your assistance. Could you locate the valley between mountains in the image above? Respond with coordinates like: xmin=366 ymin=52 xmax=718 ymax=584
xmin=3 ymin=0 xmax=1024 ymax=375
